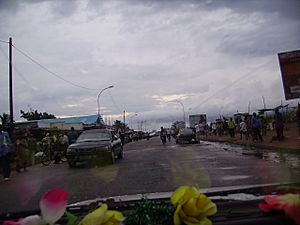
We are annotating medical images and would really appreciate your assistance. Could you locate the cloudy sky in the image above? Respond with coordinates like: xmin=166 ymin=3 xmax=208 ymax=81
xmin=0 ymin=0 xmax=299 ymax=129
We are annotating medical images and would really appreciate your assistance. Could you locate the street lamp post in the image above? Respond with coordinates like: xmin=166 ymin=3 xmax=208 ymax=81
xmin=129 ymin=113 xmax=138 ymax=129
xmin=174 ymin=99 xmax=185 ymax=125
xmin=166 ymin=99 xmax=186 ymax=126
xmin=97 ymin=85 xmax=114 ymax=117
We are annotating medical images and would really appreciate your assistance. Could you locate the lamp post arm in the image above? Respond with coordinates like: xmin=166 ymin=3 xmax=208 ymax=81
xmin=97 ymin=86 xmax=113 ymax=116
xmin=175 ymin=100 xmax=185 ymax=124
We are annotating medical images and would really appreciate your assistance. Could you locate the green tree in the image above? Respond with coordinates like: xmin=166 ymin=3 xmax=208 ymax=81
xmin=0 ymin=113 xmax=10 ymax=126
xmin=20 ymin=109 xmax=56 ymax=121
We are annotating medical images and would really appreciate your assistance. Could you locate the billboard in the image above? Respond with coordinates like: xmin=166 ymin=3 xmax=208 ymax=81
xmin=189 ymin=114 xmax=207 ymax=128
xmin=278 ymin=49 xmax=300 ymax=100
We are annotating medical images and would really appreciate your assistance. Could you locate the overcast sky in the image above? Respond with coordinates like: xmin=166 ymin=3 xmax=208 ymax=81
xmin=0 ymin=0 xmax=299 ymax=129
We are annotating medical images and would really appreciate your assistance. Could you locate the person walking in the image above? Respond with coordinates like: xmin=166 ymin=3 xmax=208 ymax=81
xmin=223 ymin=119 xmax=228 ymax=136
xmin=245 ymin=115 xmax=252 ymax=140
xmin=166 ymin=129 xmax=171 ymax=142
xmin=67 ymin=127 xmax=79 ymax=145
xmin=0 ymin=125 xmax=12 ymax=181
xmin=120 ymin=131 xmax=125 ymax=145
xmin=57 ymin=132 xmax=69 ymax=163
xmin=212 ymin=123 xmax=217 ymax=136
xmin=195 ymin=123 xmax=201 ymax=141
xmin=296 ymin=103 xmax=300 ymax=139
xmin=15 ymin=131 xmax=29 ymax=172
xmin=239 ymin=119 xmax=248 ymax=140
xmin=228 ymin=118 xmax=236 ymax=138
xmin=251 ymin=113 xmax=263 ymax=142
xmin=27 ymin=132 xmax=37 ymax=166
xmin=274 ymin=108 xmax=284 ymax=141
xmin=216 ymin=121 xmax=223 ymax=136
xmin=160 ymin=127 xmax=167 ymax=144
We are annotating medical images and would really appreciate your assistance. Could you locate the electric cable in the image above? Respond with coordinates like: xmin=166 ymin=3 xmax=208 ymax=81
xmin=191 ymin=59 xmax=274 ymax=111
xmin=107 ymin=89 xmax=123 ymax=113
xmin=0 ymin=44 xmax=37 ymax=91
xmin=0 ymin=40 xmax=9 ymax=44
xmin=12 ymin=44 xmax=100 ymax=91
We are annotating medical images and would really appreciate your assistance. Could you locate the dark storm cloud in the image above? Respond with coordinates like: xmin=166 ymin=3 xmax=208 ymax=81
xmin=203 ymin=0 xmax=300 ymax=20
xmin=2 ymin=0 xmax=299 ymax=19
xmin=0 ymin=0 xmax=19 ymax=12
xmin=0 ymin=0 xmax=79 ymax=17
xmin=48 ymin=0 xmax=79 ymax=18
xmin=216 ymin=19 xmax=300 ymax=57
xmin=88 ymin=0 xmax=300 ymax=20
xmin=84 ymin=0 xmax=300 ymax=58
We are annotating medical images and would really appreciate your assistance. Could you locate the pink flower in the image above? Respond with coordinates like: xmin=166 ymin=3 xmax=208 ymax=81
xmin=4 ymin=189 xmax=67 ymax=225
xmin=259 ymin=193 xmax=300 ymax=225
xmin=40 ymin=189 xmax=68 ymax=224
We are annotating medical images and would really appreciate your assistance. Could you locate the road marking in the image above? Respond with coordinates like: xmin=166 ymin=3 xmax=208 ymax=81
xmin=222 ymin=175 xmax=250 ymax=181
xmin=219 ymin=167 xmax=238 ymax=170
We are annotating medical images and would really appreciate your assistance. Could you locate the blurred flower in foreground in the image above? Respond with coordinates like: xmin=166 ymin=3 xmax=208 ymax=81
xmin=259 ymin=193 xmax=300 ymax=225
xmin=4 ymin=189 xmax=67 ymax=225
xmin=79 ymin=203 xmax=125 ymax=225
xmin=171 ymin=186 xmax=217 ymax=225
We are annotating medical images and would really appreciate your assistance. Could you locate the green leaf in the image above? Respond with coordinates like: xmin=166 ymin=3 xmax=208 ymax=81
xmin=66 ymin=211 xmax=80 ymax=225
xmin=124 ymin=199 xmax=173 ymax=225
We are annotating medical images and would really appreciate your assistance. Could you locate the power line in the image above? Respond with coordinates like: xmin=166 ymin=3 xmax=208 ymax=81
xmin=0 ymin=43 xmax=8 ymax=58
xmin=0 ymin=39 xmax=9 ymax=44
xmin=191 ymin=59 xmax=274 ymax=111
xmin=0 ymin=44 xmax=38 ymax=91
xmin=12 ymin=44 xmax=100 ymax=91
xmin=1 ymin=44 xmax=65 ymax=112
xmin=107 ymin=90 xmax=123 ymax=113
xmin=14 ymin=66 xmax=39 ymax=91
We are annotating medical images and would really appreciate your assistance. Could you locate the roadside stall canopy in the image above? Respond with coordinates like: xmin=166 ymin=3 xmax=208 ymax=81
xmin=258 ymin=104 xmax=289 ymax=114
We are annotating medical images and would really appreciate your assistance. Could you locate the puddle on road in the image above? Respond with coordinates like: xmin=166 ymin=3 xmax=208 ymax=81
xmin=262 ymin=152 xmax=300 ymax=168
xmin=222 ymin=175 xmax=250 ymax=181
xmin=204 ymin=141 xmax=300 ymax=168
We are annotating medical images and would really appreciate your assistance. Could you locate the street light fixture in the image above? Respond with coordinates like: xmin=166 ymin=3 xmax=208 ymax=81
xmin=166 ymin=99 xmax=186 ymax=127
xmin=97 ymin=85 xmax=114 ymax=116
xmin=173 ymin=99 xmax=186 ymax=125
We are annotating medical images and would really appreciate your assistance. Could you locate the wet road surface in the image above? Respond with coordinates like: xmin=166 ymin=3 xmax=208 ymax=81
xmin=1 ymin=137 xmax=299 ymax=213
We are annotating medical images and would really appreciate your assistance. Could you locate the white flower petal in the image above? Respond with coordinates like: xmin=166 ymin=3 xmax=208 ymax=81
xmin=21 ymin=215 xmax=42 ymax=225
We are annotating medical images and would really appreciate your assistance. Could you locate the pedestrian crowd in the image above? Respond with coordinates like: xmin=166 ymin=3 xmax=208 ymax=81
xmin=200 ymin=113 xmax=267 ymax=142
xmin=195 ymin=104 xmax=300 ymax=143
xmin=0 ymin=126 xmax=79 ymax=181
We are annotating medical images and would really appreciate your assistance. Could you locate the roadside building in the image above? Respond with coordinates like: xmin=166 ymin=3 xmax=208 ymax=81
xmin=15 ymin=114 xmax=104 ymax=131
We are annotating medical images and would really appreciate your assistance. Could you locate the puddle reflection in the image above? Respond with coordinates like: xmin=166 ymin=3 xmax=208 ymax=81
xmin=204 ymin=141 xmax=300 ymax=169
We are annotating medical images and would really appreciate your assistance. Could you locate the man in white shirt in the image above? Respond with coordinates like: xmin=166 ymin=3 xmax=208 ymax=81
xmin=239 ymin=120 xmax=248 ymax=140
xmin=195 ymin=123 xmax=201 ymax=142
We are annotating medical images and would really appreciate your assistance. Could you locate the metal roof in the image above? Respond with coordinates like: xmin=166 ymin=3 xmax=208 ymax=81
xmin=36 ymin=114 xmax=103 ymax=125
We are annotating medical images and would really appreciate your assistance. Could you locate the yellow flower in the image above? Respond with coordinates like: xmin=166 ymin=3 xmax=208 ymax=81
xmin=79 ymin=204 xmax=125 ymax=225
xmin=171 ymin=186 xmax=217 ymax=225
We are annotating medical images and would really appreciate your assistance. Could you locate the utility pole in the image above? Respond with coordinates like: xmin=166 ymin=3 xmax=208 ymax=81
xmin=9 ymin=37 xmax=14 ymax=142
xmin=123 ymin=110 xmax=126 ymax=125
xmin=248 ymin=101 xmax=251 ymax=114
xmin=262 ymin=96 xmax=266 ymax=109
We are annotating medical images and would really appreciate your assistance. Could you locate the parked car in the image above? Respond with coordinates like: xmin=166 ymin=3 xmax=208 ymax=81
xmin=66 ymin=129 xmax=123 ymax=167
xmin=175 ymin=128 xmax=198 ymax=144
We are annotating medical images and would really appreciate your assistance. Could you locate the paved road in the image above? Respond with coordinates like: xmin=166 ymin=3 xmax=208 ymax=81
xmin=1 ymin=137 xmax=299 ymax=213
